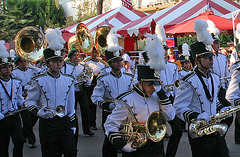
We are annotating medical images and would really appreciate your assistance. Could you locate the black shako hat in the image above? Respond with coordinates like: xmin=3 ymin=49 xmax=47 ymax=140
xmin=105 ymin=50 xmax=122 ymax=62
xmin=137 ymin=65 xmax=160 ymax=85
xmin=43 ymin=48 xmax=63 ymax=61
xmin=190 ymin=42 xmax=214 ymax=59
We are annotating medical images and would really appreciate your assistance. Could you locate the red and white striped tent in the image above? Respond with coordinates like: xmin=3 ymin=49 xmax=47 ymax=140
xmin=61 ymin=5 xmax=148 ymax=34
xmin=118 ymin=0 xmax=240 ymax=37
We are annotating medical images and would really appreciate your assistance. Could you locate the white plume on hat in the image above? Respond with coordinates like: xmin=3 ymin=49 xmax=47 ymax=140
xmin=107 ymin=27 xmax=123 ymax=53
xmin=194 ymin=19 xmax=213 ymax=45
xmin=207 ymin=20 xmax=220 ymax=39
xmin=182 ymin=43 xmax=190 ymax=56
xmin=236 ymin=23 xmax=240 ymax=43
xmin=9 ymin=49 xmax=16 ymax=59
xmin=45 ymin=28 xmax=64 ymax=51
xmin=0 ymin=40 xmax=9 ymax=58
xmin=144 ymin=33 xmax=166 ymax=71
xmin=54 ymin=27 xmax=66 ymax=44
xmin=155 ymin=23 xmax=166 ymax=44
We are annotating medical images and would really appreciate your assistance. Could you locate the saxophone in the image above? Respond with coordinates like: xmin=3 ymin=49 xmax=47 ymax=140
xmin=189 ymin=105 xmax=240 ymax=138
xmin=75 ymin=61 xmax=93 ymax=84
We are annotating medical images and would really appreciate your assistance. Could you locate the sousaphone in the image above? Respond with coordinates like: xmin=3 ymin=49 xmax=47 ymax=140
xmin=94 ymin=26 xmax=111 ymax=56
xmin=15 ymin=26 xmax=47 ymax=62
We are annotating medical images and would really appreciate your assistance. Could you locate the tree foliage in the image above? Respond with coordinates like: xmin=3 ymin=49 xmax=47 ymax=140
xmin=75 ymin=0 xmax=97 ymax=23
xmin=0 ymin=0 xmax=66 ymax=42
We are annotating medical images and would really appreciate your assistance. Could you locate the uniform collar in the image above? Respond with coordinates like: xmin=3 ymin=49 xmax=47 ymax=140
xmin=110 ymin=71 xmax=122 ymax=78
xmin=134 ymin=84 xmax=148 ymax=97
xmin=182 ymin=66 xmax=189 ymax=72
xmin=17 ymin=66 xmax=28 ymax=71
xmin=195 ymin=67 xmax=210 ymax=78
xmin=0 ymin=75 xmax=11 ymax=82
xmin=47 ymin=71 xmax=60 ymax=78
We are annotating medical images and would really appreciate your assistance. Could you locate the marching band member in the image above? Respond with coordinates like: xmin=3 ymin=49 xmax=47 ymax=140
xmin=104 ymin=34 xmax=175 ymax=157
xmin=174 ymin=20 xmax=229 ymax=157
xmin=25 ymin=28 xmax=77 ymax=157
xmin=85 ymin=47 xmax=108 ymax=130
xmin=62 ymin=48 xmax=94 ymax=138
xmin=91 ymin=28 xmax=134 ymax=157
xmin=12 ymin=56 xmax=42 ymax=148
xmin=0 ymin=41 xmax=25 ymax=157
xmin=178 ymin=43 xmax=192 ymax=79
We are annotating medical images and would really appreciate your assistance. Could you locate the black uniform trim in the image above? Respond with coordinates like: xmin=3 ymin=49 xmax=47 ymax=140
xmin=62 ymin=73 xmax=75 ymax=80
xmin=69 ymin=114 xmax=76 ymax=122
xmin=116 ymin=89 xmax=134 ymax=100
xmin=12 ymin=76 xmax=22 ymax=82
xmin=98 ymin=100 xmax=110 ymax=110
xmin=216 ymin=102 xmax=224 ymax=112
xmin=234 ymin=98 xmax=240 ymax=106
xmin=108 ymin=132 xmax=126 ymax=150
xmin=183 ymin=110 xmax=199 ymax=123
xmin=123 ymin=72 xmax=134 ymax=78
xmin=31 ymin=72 xmax=47 ymax=80
xmin=26 ymin=105 xmax=38 ymax=116
xmin=237 ymin=66 xmax=240 ymax=71
xmin=182 ymin=71 xmax=195 ymax=81
xmin=97 ymin=72 xmax=109 ymax=80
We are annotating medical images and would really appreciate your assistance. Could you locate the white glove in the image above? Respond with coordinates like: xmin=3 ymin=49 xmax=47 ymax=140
xmin=0 ymin=113 xmax=5 ymax=120
xmin=37 ymin=106 xmax=54 ymax=119
xmin=71 ymin=127 xmax=76 ymax=134
xmin=220 ymin=106 xmax=232 ymax=118
xmin=122 ymin=142 xmax=137 ymax=153
xmin=109 ymin=103 xmax=116 ymax=111
xmin=197 ymin=112 xmax=211 ymax=123
xmin=153 ymin=85 xmax=162 ymax=92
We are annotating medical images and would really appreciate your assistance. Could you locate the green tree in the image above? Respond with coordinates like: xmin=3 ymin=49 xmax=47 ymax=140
xmin=75 ymin=0 xmax=97 ymax=23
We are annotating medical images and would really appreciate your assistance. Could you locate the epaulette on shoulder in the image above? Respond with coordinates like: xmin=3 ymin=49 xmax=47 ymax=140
xmin=123 ymin=72 xmax=134 ymax=78
xmin=32 ymin=73 xmax=47 ymax=80
xmin=117 ymin=89 xmax=134 ymax=100
xmin=97 ymin=72 xmax=109 ymax=80
xmin=236 ymin=66 xmax=240 ymax=71
xmin=233 ymin=60 xmax=240 ymax=65
xmin=210 ymin=71 xmax=220 ymax=78
xmin=12 ymin=76 xmax=22 ymax=82
xmin=66 ymin=62 xmax=75 ymax=67
xmin=182 ymin=71 xmax=195 ymax=81
xmin=62 ymin=73 xmax=75 ymax=79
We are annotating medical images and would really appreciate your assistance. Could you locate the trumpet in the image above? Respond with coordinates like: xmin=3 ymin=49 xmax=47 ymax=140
xmin=43 ymin=105 xmax=65 ymax=117
xmin=163 ymin=80 xmax=180 ymax=91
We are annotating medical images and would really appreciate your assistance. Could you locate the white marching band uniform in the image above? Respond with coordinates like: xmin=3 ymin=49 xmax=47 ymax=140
xmin=160 ymin=61 xmax=179 ymax=97
xmin=24 ymin=71 xmax=75 ymax=119
xmin=91 ymin=71 xmax=134 ymax=111
xmin=0 ymin=76 xmax=25 ymax=114
xmin=212 ymin=53 xmax=230 ymax=89
xmin=174 ymin=67 xmax=222 ymax=123
xmin=105 ymin=86 xmax=175 ymax=136
xmin=178 ymin=67 xmax=192 ymax=79
xmin=226 ymin=66 xmax=240 ymax=106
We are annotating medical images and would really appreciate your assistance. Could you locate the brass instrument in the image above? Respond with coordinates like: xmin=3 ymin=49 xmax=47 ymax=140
xmin=4 ymin=107 xmax=27 ymax=118
xmin=220 ymin=76 xmax=231 ymax=84
xmin=189 ymin=105 xmax=240 ymax=138
xmin=75 ymin=61 xmax=93 ymax=84
xmin=119 ymin=111 xmax=167 ymax=149
xmin=44 ymin=105 xmax=65 ymax=117
xmin=76 ymin=23 xmax=93 ymax=55
xmin=94 ymin=26 xmax=111 ymax=56
xmin=15 ymin=26 xmax=47 ymax=62
xmin=163 ymin=80 xmax=180 ymax=91
xmin=68 ymin=35 xmax=79 ymax=51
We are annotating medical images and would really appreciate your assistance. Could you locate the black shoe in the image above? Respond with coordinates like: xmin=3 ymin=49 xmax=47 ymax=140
xmin=91 ymin=126 xmax=98 ymax=130
xmin=29 ymin=143 xmax=36 ymax=148
xmin=84 ymin=130 xmax=94 ymax=136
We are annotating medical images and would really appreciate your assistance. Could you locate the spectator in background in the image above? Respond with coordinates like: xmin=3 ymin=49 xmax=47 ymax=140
xmin=168 ymin=47 xmax=177 ymax=62
xmin=122 ymin=60 xmax=132 ymax=74
xmin=61 ymin=48 xmax=68 ymax=59
xmin=175 ymin=44 xmax=182 ymax=60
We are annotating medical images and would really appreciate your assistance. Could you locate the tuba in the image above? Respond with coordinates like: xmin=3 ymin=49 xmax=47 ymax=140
xmin=119 ymin=111 xmax=167 ymax=149
xmin=68 ymin=35 xmax=79 ymax=51
xmin=94 ymin=26 xmax=111 ymax=56
xmin=15 ymin=26 xmax=47 ymax=62
xmin=76 ymin=23 xmax=93 ymax=55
